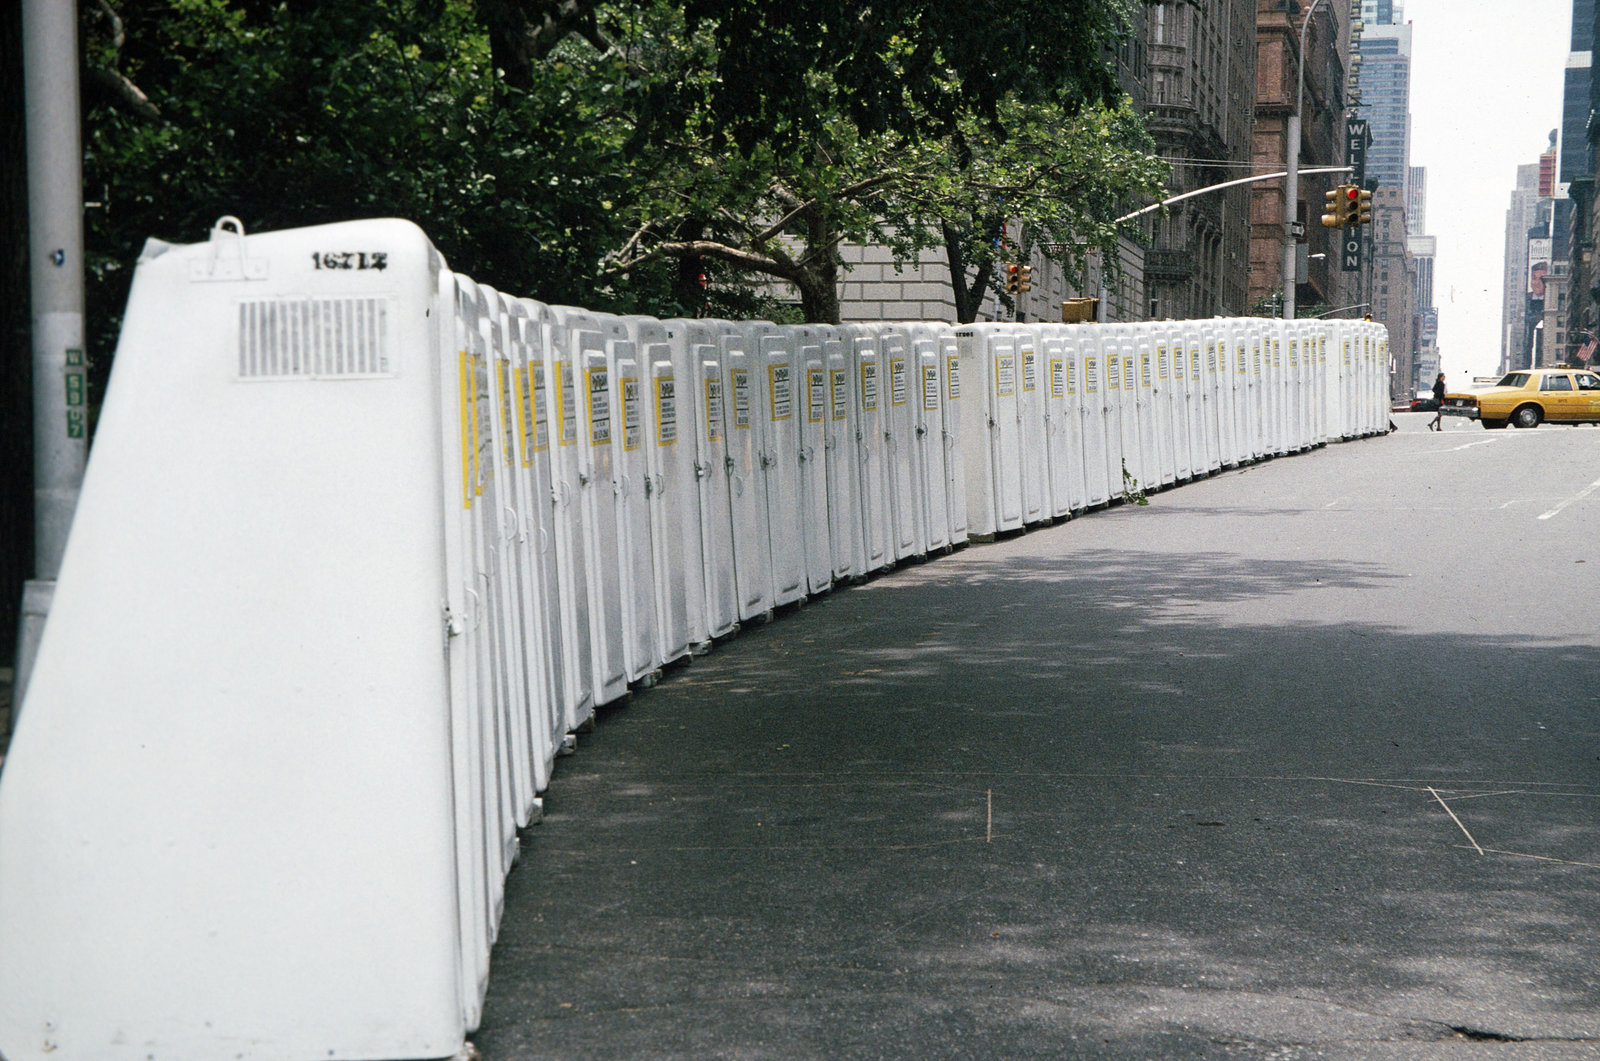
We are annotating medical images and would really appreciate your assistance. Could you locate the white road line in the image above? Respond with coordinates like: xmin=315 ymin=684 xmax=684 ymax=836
xmin=1537 ymin=474 xmax=1600 ymax=521
xmin=1448 ymin=439 xmax=1500 ymax=452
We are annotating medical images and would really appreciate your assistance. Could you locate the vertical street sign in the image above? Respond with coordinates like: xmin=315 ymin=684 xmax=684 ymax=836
xmin=1343 ymin=118 xmax=1370 ymax=273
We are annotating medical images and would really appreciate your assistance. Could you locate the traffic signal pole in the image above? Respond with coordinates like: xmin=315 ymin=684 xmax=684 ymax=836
xmin=17 ymin=0 xmax=88 ymax=713
xmin=1283 ymin=0 xmax=1326 ymax=322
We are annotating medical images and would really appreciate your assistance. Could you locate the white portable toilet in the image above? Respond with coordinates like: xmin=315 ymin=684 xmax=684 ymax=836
xmin=597 ymin=327 xmax=662 ymax=685
xmin=0 ymin=219 xmax=486 ymax=1061
xmin=936 ymin=328 xmax=969 ymax=545
xmin=1113 ymin=334 xmax=1143 ymax=496
xmin=666 ymin=319 xmax=740 ymax=639
xmin=790 ymin=325 xmax=835 ymax=592
xmin=1015 ymin=328 xmax=1050 ymax=524
xmin=532 ymin=304 xmax=596 ymax=732
xmin=879 ymin=325 xmax=928 ymax=558
xmin=1193 ymin=329 xmax=1216 ymax=474
xmin=1273 ymin=324 xmax=1290 ymax=453
xmin=478 ymin=285 xmax=555 ymax=813
xmin=550 ymin=308 xmax=630 ymax=705
xmin=1201 ymin=328 xmax=1227 ymax=470
xmin=716 ymin=324 xmax=776 ymax=620
xmin=1246 ymin=323 xmax=1265 ymax=460
xmin=1134 ymin=329 xmax=1169 ymax=488
xmin=1054 ymin=325 xmax=1094 ymax=509
xmin=749 ymin=323 xmax=807 ymax=605
xmin=1228 ymin=323 xmax=1253 ymax=465
xmin=1163 ymin=327 xmax=1193 ymax=482
xmin=954 ymin=323 xmax=1024 ymax=537
xmin=845 ymin=325 xmax=894 ymax=570
xmin=1040 ymin=331 xmax=1075 ymax=519
xmin=625 ymin=317 xmax=696 ymax=665
xmin=1079 ymin=325 xmax=1116 ymax=505
xmin=445 ymin=276 xmax=521 ymax=981
xmin=456 ymin=279 xmax=533 ymax=866
xmin=500 ymin=298 xmax=566 ymax=796
xmin=822 ymin=331 xmax=866 ymax=580
xmin=908 ymin=324 xmax=953 ymax=551
xmin=1257 ymin=323 xmax=1278 ymax=456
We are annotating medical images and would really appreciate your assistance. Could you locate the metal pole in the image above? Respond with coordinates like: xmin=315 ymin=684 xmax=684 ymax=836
xmin=17 ymin=0 xmax=88 ymax=712
xmin=1283 ymin=0 xmax=1326 ymax=321
xmin=1114 ymin=166 xmax=1351 ymax=224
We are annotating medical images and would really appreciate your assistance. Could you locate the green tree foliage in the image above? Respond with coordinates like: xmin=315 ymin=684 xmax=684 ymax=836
xmin=80 ymin=0 xmax=1162 ymax=364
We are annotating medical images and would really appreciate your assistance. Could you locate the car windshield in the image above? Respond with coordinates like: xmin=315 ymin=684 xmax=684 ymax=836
xmin=1496 ymin=372 xmax=1531 ymax=387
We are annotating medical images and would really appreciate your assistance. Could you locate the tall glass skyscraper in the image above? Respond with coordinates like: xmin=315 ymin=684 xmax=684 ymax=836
xmin=1359 ymin=20 xmax=1412 ymax=201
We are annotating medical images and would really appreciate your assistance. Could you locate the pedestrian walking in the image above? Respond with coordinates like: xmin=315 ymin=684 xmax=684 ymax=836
xmin=1429 ymin=371 xmax=1446 ymax=430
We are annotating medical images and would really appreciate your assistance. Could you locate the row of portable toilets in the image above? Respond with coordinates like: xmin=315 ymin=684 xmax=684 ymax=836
xmin=0 ymin=219 xmax=1391 ymax=1061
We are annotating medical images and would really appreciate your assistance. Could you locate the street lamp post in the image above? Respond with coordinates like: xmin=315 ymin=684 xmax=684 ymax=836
xmin=1283 ymin=0 xmax=1326 ymax=321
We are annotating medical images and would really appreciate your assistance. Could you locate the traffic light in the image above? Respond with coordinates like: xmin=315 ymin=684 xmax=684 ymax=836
xmin=1321 ymin=186 xmax=1347 ymax=228
xmin=1018 ymin=265 xmax=1032 ymax=292
xmin=1355 ymin=188 xmax=1373 ymax=225
xmin=1005 ymin=263 xmax=1020 ymax=293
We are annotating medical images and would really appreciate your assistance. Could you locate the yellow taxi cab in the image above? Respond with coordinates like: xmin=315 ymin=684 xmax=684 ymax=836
xmin=1440 ymin=367 xmax=1600 ymax=429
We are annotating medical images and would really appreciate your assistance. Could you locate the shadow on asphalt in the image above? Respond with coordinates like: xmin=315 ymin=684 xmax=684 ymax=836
xmin=475 ymin=546 xmax=1600 ymax=1059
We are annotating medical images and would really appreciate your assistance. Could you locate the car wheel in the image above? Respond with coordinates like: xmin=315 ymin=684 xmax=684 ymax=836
xmin=1481 ymin=418 xmax=1508 ymax=429
xmin=1512 ymin=404 xmax=1543 ymax=429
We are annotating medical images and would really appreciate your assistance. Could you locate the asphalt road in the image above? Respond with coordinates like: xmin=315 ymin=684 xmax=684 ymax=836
xmin=474 ymin=414 xmax=1600 ymax=1060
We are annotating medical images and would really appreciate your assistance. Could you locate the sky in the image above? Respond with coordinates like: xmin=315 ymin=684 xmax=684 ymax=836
xmin=1403 ymin=0 xmax=1576 ymax=380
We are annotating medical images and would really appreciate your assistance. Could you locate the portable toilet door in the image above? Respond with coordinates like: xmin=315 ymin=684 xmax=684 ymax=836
xmin=677 ymin=322 xmax=739 ymax=639
xmin=1289 ymin=325 xmax=1310 ymax=450
xmin=909 ymin=326 xmax=951 ymax=551
xmin=937 ymin=329 xmax=969 ymax=546
xmin=791 ymin=325 xmax=835 ymax=592
xmin=718 ymin=326 xmax=776 ymax=620
xmin=1258 ymin=325 xmax=1278 ymax=456
xmin=505 ymin=298 xmax=565 ymax=792
xmin=463 ymin=280 xmax=529 ymax=848
xmin=1230 ymin=325 xmax=1253 ymax=464
xmin=1184 ymin=332 xmax=1203 ymax=473
xmin=1096 ymin=330 xmax=1122 ymax=499
xmin=559 ymin=314 xmax=629 ymax=706
xmin=1078 ymin=328 xmax=1113 ymax=505
xmin=953 ymin=324 xmax=1023 ymax=537
xmin=823 ymin=334 xmax=865 ymax=580
xmin=602 ymin=333 xmax=662 ymax=685
xmin=1201 ymin=331 xmax=1226 ymax=470
xmin=533 ymin=305 xmax=595 ymax=732
xmin=1241 ymin=323 xmax=1267 ymax=457
xmin=1280 ymin=328 xmax=1292 ymax=451
xmin=1171 ymin=329 xmax=1196 ymax=483
xmin=1271 ymin=325 xmax=1289 ymax=454
xmin=848 ymin=325 xmax=894 ymax=570
xmin=751 ymin=325 xmax=806 ymax=606
xmin=1056 ymin=326 xmax=1093 ymax=510
xmin=1117 ymin=337 xmax=1145 ymax=495
xmin=478 ymin=285 xmax=548 ymax=814
xmin=1015 ymin=329 xmax=1050 ymax=525
xmin=448 ymin=275 xmax=518 ymax=949
xmin=1041 ymin=332 xmax=1074 ymax=519
xmin=628 ymin=317 xmax=695 ymax=666
xmin=1136 ymin=331 xmax=1169 ymax=488
xmin=878 ymin=326 xmax=926 ymax=559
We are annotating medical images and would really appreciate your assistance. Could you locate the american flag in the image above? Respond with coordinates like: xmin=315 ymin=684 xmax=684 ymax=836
xmin=1579 ymin=334 xmax=1598 ymax=365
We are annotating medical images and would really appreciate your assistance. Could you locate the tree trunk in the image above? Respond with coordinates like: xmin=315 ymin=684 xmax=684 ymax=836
xmin=797 ymin=211 xmax=840 ymax=324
